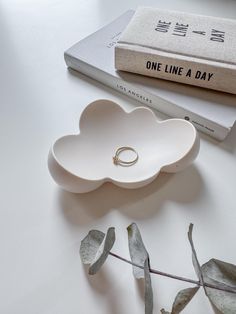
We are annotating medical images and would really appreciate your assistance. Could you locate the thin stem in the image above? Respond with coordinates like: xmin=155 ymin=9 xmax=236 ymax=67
xmin=109 ymin=251 xmax=236 ymax=294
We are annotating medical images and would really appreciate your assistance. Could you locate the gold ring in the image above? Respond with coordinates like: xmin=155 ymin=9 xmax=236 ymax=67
xmin=113 ymin=146 xmax=138 ymax=167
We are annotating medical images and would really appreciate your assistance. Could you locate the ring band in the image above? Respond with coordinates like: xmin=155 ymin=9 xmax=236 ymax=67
xmin=113 ymin=146 xmax=138 ymax=167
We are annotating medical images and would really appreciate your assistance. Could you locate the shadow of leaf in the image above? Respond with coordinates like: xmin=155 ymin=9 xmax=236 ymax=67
xmin=82 ymin=264 xmax=120 ymax=314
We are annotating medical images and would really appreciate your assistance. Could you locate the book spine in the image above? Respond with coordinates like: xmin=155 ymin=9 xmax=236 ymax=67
xmin=65 ymin=54 xmax=230 ymax=141
xmin=115 ymin=45 xmax=236 ymax=95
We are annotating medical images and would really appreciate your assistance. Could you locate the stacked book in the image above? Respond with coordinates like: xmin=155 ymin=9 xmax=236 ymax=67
xmin=64 ymin=10 xmax=236 ymax=140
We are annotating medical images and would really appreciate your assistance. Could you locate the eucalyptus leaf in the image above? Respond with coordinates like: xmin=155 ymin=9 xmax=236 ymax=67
xmin=171 ymin=286 xmax=199 ymax=313
xmin=127 ymin=223 xmax=153 ymax=313
xmin=187 ymin=224 xmax=205 ymax=291
xmin=202 ymin=259 xmax=236 ymax=287
xmin=127 ymin=222 xmax=149 ymax=279
xmin=80 ymin=230 xmax=105 ymax=264
xmin=144 ymin=258 xmax=153 ymax=314
xmin=79 ymin=227 xmax=115 ymax=275
xmin=201 ymin=259 xmax=236 ymax=313
xmin=89 ymin=227 xmax=115 ymax=275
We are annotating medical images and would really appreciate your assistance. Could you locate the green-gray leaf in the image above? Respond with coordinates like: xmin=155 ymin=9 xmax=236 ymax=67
xmin=127 ymin=222 xmax=149 ymax=279
xmin=201 ymin=259 xmax=236 ymax=313
xmin=80 ymin=230 xmax=105 ymax=264
xmin=127 ymin=223 xmax=153 ymax=314
xmin=188 ymin=224 xmax=205 ymax=292
xmin=80 ymin=227 xmax=115 ymax=275
xmin=144 ymin=258 xmax=153 ymax=314
xmin=171 ymin=286 xmax=199 ymax=313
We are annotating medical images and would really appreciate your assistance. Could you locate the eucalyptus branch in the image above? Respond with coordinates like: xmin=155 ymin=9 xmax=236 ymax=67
xmin=109 ymin=251 xmax=236 ymax=295
xmin=80 ymin=223 xmax=236 ymax=313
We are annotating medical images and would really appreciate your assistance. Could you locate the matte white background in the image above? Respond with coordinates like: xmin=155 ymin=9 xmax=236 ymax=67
xmin=0 ymin=0 xmax=235 ymax=313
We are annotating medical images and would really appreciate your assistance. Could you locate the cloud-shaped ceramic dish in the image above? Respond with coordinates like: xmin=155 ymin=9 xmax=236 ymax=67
xmin=48 ymin=99 xmax=200 ymax=193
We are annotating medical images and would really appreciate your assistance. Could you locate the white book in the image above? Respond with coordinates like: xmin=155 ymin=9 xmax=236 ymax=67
xmin=64 ymin=10 xmax=236 ymax=140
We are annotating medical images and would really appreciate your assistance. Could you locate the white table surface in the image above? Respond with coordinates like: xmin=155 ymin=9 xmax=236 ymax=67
xmin=0 ymin=0 xmax=236 ymax=313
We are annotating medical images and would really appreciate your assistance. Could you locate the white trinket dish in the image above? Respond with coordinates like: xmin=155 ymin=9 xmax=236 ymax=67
xmin=48 ymin=99 xmax=200 ymax=193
